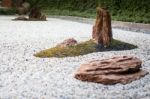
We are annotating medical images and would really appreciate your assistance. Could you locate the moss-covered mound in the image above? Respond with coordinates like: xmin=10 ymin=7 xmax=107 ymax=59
xmin=34 ymin=39 xmax=137 ymax=58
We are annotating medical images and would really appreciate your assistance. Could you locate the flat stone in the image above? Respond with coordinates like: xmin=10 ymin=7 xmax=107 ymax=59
xmin=75 ymin=70 xmax=148 ymax=85
xmin=74 ymin=56 xmax=149 ymax=84
xmin=76 ymin=56 xmax=142 ymax=75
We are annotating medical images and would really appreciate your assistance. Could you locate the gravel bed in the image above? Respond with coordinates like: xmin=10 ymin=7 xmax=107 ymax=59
xmin=0 ymin=16 xmax=150 ymax=99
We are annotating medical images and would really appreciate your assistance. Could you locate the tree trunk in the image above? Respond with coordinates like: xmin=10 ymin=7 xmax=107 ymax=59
xmin=92 ymin=7 xmax=112 ymax=47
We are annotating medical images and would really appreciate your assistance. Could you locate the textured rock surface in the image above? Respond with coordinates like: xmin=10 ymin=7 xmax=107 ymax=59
xmin=92 ymin=7 xmax=112 ymax=47
xmin=76 ymin=56 xmax=142 ymax=75
xmin=29 ymin=7 xmax=47 ymax=21
xmin=75 ymin=56 xmax=148 ymax=84
xmin=57 ymin=38 xmax=78 ymax=48
xmin=75 ymin=70 xmax=148 ymax=85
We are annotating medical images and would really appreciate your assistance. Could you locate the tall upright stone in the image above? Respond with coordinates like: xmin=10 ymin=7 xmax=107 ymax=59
xmin=92 ymin=7 xmax=112 ymax=47
xmin=29 ymin=7 xmax=47 ymax=21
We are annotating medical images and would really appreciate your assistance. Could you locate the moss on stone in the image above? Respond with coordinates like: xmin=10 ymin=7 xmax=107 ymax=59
xmin=34 ymin=39 xmax=137 ymax=58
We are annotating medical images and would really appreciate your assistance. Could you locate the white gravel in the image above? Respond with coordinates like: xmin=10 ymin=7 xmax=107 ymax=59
xmin=0 ymin=16 xmax=150 ymax=99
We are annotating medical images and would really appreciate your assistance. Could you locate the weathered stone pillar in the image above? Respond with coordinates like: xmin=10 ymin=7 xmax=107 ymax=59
xmin=92 ymin=7 xmax=113 ymax=47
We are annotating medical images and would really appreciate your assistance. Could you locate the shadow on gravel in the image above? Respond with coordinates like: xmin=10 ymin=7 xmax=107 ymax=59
xmin=96 ymin=39 xmax=138 ymax=52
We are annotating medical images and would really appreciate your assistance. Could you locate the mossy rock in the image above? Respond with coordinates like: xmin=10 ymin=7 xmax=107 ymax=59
xmin=34 ymin=39 xmax=137 ymax=58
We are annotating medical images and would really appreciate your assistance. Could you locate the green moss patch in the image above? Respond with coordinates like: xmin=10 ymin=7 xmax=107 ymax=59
xmin=34 ymin=39 xmax=137 ymax=58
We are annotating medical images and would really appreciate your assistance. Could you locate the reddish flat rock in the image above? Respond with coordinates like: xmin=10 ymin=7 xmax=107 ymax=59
xmin=74 ymin=56 xmax=149 ymax=85
xmin=75 ymin=70 xmax=148 ymax=85
xmin=76 ymin=56 xmax=142 ymax=75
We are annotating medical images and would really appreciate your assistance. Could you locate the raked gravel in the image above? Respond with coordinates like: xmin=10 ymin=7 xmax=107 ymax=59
xmin=0 ymin=16 xmax=150 ymax=99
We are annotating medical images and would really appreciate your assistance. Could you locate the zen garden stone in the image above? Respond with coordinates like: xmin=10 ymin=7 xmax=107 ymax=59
xmin=92 ymin=7 xmax=112 ymax=48
xmin=75 ymin=56 xmax=148 ymax=85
